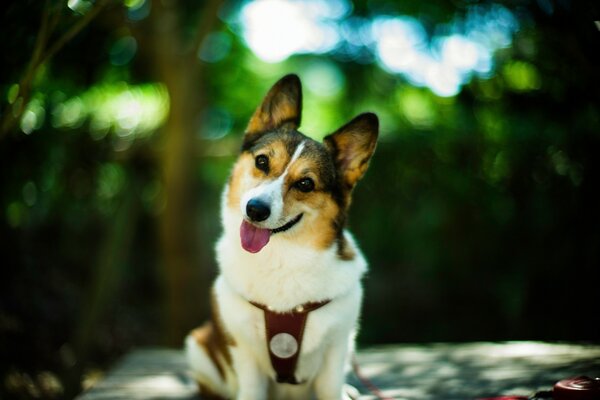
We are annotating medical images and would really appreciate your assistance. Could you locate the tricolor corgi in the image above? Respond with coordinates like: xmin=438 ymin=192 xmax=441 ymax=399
xmin=185 ymin=74 xmax=378 ymax=400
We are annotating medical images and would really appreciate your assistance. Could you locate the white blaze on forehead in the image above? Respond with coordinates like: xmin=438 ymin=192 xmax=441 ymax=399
xmin=240 ymin=141 xmax=306 ymax=226
xmin=283 ymin=141 xmax=306 ymax=177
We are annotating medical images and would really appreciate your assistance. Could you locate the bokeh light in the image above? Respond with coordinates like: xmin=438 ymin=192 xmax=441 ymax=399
xmin=239 ymin=1 xmax=519 ymax=97
xmin=48 ymin=83 xmax=169 ymax=143
xmin=3 ymin=1 xmax=600 ymax=398
xmin=240 ymin=0 xmax=349 ymax=62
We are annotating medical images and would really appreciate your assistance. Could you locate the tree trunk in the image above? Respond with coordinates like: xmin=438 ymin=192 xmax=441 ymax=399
xmin=160 ymin=65 xmax=205 ymax=346
xmin=149 ymin=0 xmax=221 ymax=345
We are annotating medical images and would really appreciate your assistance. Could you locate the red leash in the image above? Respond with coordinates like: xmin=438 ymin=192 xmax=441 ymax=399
xmin=352 ymin=356 xmax=395 ymax=400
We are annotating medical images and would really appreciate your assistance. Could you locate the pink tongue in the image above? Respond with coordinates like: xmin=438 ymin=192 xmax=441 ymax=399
xmin=240 ymin=220 xmax=271 ymax=253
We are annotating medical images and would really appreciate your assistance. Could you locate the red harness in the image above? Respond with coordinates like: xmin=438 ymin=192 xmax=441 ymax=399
xmin=249 ymin=300 xmax=330 ymax=384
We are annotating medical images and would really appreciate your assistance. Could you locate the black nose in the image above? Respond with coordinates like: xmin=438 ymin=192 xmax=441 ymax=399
xmin=246 ymin=199 xmax=271 ymax=222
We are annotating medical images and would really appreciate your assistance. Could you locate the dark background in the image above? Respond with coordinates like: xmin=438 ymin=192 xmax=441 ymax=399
xmin=1 ymin=0 xmax=599 ymax=398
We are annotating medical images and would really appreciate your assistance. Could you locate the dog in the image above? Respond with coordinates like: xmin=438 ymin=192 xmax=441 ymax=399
xmin=185 ymin=74 xmax=378 ymax=400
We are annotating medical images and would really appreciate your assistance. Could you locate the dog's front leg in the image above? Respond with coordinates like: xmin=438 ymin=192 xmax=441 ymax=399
xmin=232 ymin=346 xmax=268 ymax=400
xmin=313 ymin=334 xmax=353 ymax=400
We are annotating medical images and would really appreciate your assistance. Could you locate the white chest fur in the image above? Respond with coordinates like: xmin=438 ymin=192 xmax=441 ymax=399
xmin=214 ymin=202 xmax=367 ymax=391
xmin=217 ymin=200 xmax=367 ymax=311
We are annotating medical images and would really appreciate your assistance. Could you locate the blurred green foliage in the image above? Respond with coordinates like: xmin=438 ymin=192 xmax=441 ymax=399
xmin=1 ymin=0 xmax=600 ymax=398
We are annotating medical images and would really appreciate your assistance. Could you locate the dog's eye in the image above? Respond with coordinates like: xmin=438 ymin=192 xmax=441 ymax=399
xmin=255 ymin=155 xmax=269 ymax=173
xmin=294 ymin=178 xmax=315 ymax=193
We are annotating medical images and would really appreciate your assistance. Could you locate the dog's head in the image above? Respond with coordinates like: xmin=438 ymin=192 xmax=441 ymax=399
xmin=226 ymin=74 xmax=378 ymax=255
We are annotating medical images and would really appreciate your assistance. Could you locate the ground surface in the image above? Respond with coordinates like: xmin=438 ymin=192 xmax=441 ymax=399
xmin=77 ymin=342 xmax=600 ymax=399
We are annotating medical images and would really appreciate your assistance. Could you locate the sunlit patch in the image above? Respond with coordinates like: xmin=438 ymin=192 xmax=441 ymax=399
xmin=303 ymin=61 xmax=344 ymax=98
xmin=20 ymin=97 xmax=46 ymax=134
xmin=439 ymin=35 xmax=486 ymax=73
xmin=53 ymin=97 xmax=85 ymax=129
xmin=238 ymin=2 xmax=518 ymax=97
xmin=7 ymin=83 xmax=20 ymax=104
xmin=298 ymin=61 xmax=346 ymax=138
xmin=50 ymin=83 xmax=169 ymax=143
xmin=397 ymin=88 xmax=436 ymax=129
xmin=372 ymin=16 xmax=427 ymax=75
xmin=352 ymin=343 xmax=600 ymax=400
xmin=124 ymin=0 xmax=144 ymax=8
xmin=240 ymin=0 xmax=349 ymax=62
xmin=372 ymin=6 xmax=518 ymax=97
xmin=67 ymin=0 xmax=92 ymax=14
xmin=503 ymin=61 xmax=541 ymax=92
xmin=425 ymin=62 xmax=463 ymax=98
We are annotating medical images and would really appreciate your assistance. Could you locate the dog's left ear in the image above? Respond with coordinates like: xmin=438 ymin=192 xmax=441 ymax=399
xmin=324 ymin=113 xmax=379 ymax=190
xmin=245 ymin=74 xmax=302 ymax=142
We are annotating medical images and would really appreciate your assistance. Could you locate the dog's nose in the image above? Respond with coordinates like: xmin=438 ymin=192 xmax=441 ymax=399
xmin=246 ymin=199 xmax=271 ymax=222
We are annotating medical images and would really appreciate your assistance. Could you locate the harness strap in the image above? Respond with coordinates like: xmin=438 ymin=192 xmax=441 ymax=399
xmin=249 ymin=300 xmax=330 ymax=384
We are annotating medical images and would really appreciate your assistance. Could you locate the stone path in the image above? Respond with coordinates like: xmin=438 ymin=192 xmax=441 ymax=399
xmin=77 ymin=342 xmax=600 ymax=399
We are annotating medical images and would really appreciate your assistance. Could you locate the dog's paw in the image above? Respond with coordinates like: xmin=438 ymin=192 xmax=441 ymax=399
xmin=343 ymin=384 xmax=360 ymax=400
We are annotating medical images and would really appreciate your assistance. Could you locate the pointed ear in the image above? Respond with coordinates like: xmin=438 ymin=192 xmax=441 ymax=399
xmin=324 ymin=113 xmax=379 ymax=190
xmin=245 ymin=74 xmax=302 ymax=142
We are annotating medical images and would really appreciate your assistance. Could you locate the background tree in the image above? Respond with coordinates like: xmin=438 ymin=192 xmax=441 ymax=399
xmin=1 ymin=0 xmax=599 ymax=398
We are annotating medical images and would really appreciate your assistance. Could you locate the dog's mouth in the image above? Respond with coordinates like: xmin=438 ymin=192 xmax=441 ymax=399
xmin=240 ymin=214 xmax=303 ymax=253
xmin=271 ymin=213 xmax=303 ymax=234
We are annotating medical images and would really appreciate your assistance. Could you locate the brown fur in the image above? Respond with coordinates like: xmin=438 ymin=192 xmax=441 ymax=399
xmin=230 ymin=138 xmax=343 ymax=251
xmin=197 ymin=382 xmax=226 ymax=400
xmin=191 ymin=323 xmax=227 ymax=380
xmin=226 ymin=153 xmax=252 ymax=210
xmin=189 ymin=74 xmax=376 ymax=399
xmin=253 ymin=140 xmax=291 ymax=178
xmin=191 ymin=291 xmax=235 ymax=383
xmin=336 ymin=235 xmax=356 ymax=260
xmin=231 ymin=75 xmax=377 ymax=258
xmin=324 ymin=113 xmax=379 ymax=191
xmin=229 ymin=130 xmax=375 ymax=255
xmin=285 ymin=190 xmax=341 ymax=250
xmin=245 ymin=75 xmax=302 ymax=140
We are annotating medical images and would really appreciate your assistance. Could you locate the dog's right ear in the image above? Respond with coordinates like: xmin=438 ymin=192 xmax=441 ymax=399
xmin=243 ymin=74 xmax=302 ymax=147
xmin=324 ymin=113 xmax=379 ymax=191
